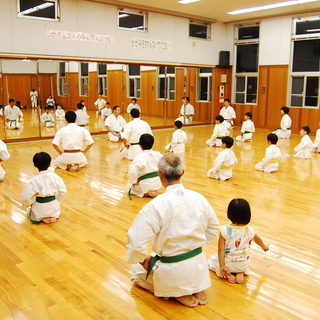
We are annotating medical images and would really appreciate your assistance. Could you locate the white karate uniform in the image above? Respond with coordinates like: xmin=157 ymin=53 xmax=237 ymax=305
xmin=273 ymin=114 xmax=292 ymax=138
xmin=206 ymin=123 xmax=228 ymax=147
xmin=101 ymin=107 xmax=112 ymax=119
xmin=219 ymin=106 xmax=236 ymax=126
xmin=4 ymin=105 xmax=23 ymax=129
xmin=207 ymin=148 xmax=238 ymax=181
xmin=122 ymin=118 xmax=153 ymax=160
xmin=55 ymin=109 xmax=65 ymax=120
xmin=46 ymin=98 xmax=55 ymax=108
xmin=0 ymin=140 xmax=10 ymax=180
xmin=127 ymin=103 xmax=141 ymax=114
xmin=127 ymin=183 xmax=220 ymax=297
xmin=52 ymin=123 xmax=94 ymax=170
xmin=176 ymin=103 xmax=194 ymax=124
xmin=293 ymin=135 xmax=313 ymax=158
xmin=94 ymin=98 xmax=107 ymax=113
xmin=255 ymin=144 xmax=282 ymax=173
xmin=21 ymin=170 xmax=67 ymax=222
xmin=126 ymin=149 xmax=162 ymax=197
xmin=75 ymin=109 xmax=89 ymax=126
xmin=105 ymin=114 xmax=127 ymax=142
xmin=165 ymin=129 xmax=187 ymax=153
xmin=30 ymin=90 xmax=38 ymax=107
xmin=41 ymin=112 xmax=55 ymax=127
xmin=312 ymin=129 xmax=320 ymax=152
xmin=236 ymin=119 xmax=255 ymax=141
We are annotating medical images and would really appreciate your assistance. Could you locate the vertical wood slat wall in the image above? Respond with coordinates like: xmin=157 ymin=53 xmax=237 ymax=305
xmin=1 ymin=65 xmax=320 ymax=132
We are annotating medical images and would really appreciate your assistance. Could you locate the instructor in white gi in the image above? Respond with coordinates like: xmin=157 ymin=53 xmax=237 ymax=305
xmin=127 ymin=154 xmax=220 ymax=307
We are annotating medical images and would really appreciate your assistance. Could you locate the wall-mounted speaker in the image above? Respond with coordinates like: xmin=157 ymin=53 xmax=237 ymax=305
xmin=219 ymin=51 xmax=230 ymax=66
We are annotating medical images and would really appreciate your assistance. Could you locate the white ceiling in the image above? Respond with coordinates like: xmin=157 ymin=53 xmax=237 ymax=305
xmin=90 ymin=0 xmax=320 ymax=23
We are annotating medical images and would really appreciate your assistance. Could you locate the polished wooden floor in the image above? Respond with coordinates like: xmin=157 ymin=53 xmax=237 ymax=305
xmin=1 ymin=123 xmax=320 ymax=319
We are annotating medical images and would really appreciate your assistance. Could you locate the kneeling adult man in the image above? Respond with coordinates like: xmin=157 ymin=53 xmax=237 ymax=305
xmin=127 ymin=154 xmax=220 ymax=307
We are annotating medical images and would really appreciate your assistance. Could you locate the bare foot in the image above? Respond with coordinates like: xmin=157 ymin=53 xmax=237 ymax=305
xmin=226 ymin=273 xmax=236 ymax=284
xmin=225 ymin=178 xmax=232 ymax=181
xmin=67 ymin=164 xmax=80 ymax=172
xmin=174 ymin=295 xmax=199 ymax=308
xmin=144 ymin=190 xmax=158 ymax=198
xmin=193 ymin=291 xmax=208 ymax=305
xmin=41 ymin=217 xmax=57 ymax=224
xmin=235 ymin=272 xmax=244 ymax=284
xmin=135 ymin=280 xmax=154 ymax=293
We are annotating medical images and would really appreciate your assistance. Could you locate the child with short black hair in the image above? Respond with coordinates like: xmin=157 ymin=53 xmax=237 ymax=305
xmin=255 ymin=133 xmax=282 ymax=172
xmin=208 ymin=198 xmax=269 ymax=284
xmin=55 ymin=104 xmax=65 ymax=120
xmin=293 ymin=126 xmax=313 ymax=158
xmin=273 ymin=106 xmax=292 ymax=138
xmin=41 ymin=107 xmax=55 ymax=127
xmin=206 ymin=115 xmax=228 ymax=147
xmin=207 ymin=136 xmax=238 ymax=181
xmin=75 ymin=102 xmax=89 ymax=127
xmin=165 ymin=120 xmax=187 ymax=153
xmin=21 ymin=152 xmax=67 ymax=224
xmin=0 ymin=139 xmax=10 ymax=181
xmin=236 ymin=112 xmax=255 ymax=141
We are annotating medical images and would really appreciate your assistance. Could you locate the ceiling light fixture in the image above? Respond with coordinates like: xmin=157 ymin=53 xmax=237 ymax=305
xmin=178 ymin=0 xmax=201 ymax=4
xmin=19 ymin=2 xmax=54 ymax=16
xmin=228 ymin=0 xmax=318 ymax=15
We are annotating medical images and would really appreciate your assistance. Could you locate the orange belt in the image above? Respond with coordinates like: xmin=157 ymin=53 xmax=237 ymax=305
xmin=64 ymin=149 xmax=81 ymax=153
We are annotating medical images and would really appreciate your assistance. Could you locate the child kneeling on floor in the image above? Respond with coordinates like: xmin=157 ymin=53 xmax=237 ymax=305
xmin=21 ymin=152 xmax=67 ymax=224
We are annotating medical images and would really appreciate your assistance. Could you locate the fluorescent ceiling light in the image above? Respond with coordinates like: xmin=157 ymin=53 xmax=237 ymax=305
xmin=307 ymin=28 xmax=320 ymax=32
xmin=228 ymin=0 xmax=318 ymax=15
xmin=20 ymin=2 xmax=54 ymax=15
xmin=119 ymin=13 xmax=129 ymax=18
xmin=178 ymin=0 xmax=201 ymax=4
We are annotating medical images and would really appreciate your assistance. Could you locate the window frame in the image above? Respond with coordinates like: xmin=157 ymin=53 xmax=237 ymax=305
xmin=157 ymin=67 xmax=176 ymax=101
xmin=17 ymin=0 xmax=60 ymax=21
xmin=127 ymin=65 xmax=141 ymax=98
xmin=197 ymin=68 xmax=212 ymax=102
xmin=118 ymin=8 xmax=147 ymax=31
xmin=79 ymin=62 xmax=89 ymax=97
xmin=289 ymin=16 xmax=320 ymax=109
xmin=233 ymin=24 xmax=259 ymax=105
xmin=98 ymin=63 xmax=108 ymax=97
xmin=189 ymin=20 xmax=211 ymax=40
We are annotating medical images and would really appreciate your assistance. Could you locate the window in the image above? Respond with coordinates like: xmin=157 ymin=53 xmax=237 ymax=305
xmin=128 ymin=65 xmax=141 ymax=98
xmin=58 ymin=62 xmax=66 ymax=96
xmin=198 ymin=68 xmax=211 ymax=101
xmin=118 ymin=9 xmax=147 ymax=31
xmin=234 ymin=25 xmax=259 ymax=104
xmin=158 ymin=67 xmax=175 ymax=100
xmin=189 ymin=21 xmax=210 ymax=40
xmin=98 ymin=64 xmax=107 ymax=96
xmin=290 ymin=17 xmax=320 ymax=108
xmin=80 ymin=63 xmax=89 ymax=96
xmin=17 ymin=0 xmax=60 ymax=21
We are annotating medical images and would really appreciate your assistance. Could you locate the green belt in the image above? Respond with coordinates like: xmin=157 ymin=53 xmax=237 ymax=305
xmin=9 ymin=120 xmax=17 ymax=126
xmin=36 ymin=196 xmax=56 ymax=203
xmin=287 ymin=128 xmax=291 ymax=130
xmin=244 ymin=131 xmax=251 ymax=133
xmin=128 ymin=171 xmax=159 ymax=200
xmin=130 ymin=142 xmax=140 ymax=145
xmin=146 ymin=247 xmax=202 ymax=280
xmin=217 ymin=137 xmax=223 ymax=139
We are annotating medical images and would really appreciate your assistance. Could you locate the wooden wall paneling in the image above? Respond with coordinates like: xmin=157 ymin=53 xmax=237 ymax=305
xmin=108 ymin=69 xmax=125 ymax=111
xmin=141 ymin=70 xmax=156 ymax=116
xmin=257 ymin=66 xmax=269 ymax=129
xmin=4 ymin=74 xmax=33 ymax=107
xmin=89 ymin=71 xmax=98 ymax=110
xmin=212 ymin=67 xmax=233 ymax=124
xmin=69 ymin=72 xmax=80 ymax=110
xmin=0 ymin=74 xmax=4 ymax=106
xmin=38 ymin=74 xmax=53 ymax=108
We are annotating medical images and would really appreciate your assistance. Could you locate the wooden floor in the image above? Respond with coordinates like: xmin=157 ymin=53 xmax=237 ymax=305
xmin=1 ymin=125 xmax=320 ymax=320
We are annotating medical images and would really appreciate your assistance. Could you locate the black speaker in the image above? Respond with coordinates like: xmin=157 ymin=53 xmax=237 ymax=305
xmin=219 ymin=51 xmax=230 ymax=66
